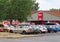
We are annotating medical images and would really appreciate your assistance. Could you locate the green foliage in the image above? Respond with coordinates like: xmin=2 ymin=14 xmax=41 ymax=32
xmin=33 ymin=2 xmax=39 ymax=11
xmin=0 ymin=0 xmax=8 ymax=20
xmin=50 ymin=8 xmax=60 ymax=10
xmin=0 ymin=0 xmax=35 ymax=22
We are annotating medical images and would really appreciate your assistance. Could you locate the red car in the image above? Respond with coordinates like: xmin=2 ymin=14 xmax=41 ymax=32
xmin=0 ymin=24 xmax=5 ymax=32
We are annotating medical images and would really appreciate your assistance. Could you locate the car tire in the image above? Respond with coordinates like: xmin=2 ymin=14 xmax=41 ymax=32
xmin=6 ymin=30 xmax=8 ymax=32
xmin=48 ymin=30 xmax=50 ymax=33
xmin=54 ymin=30 xmax=57 ymax=33
xmin=22 ymin=31 xmax=26 ymax=34
xmin=9 ymin=30 xmax=13 ymax=33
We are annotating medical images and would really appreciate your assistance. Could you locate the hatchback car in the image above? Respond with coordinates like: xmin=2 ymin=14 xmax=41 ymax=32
xmin=31 ymin=25 xmax=40 ymax=33
xmin=31 ymin=25 xmax=47 ymax=33
xmin=37 ymin=25 xmax=48 ymax=33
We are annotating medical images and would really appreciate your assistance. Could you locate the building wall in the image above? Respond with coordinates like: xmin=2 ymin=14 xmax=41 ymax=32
xmin=43 ymin=12 xmax=60 ymax=20
xmin=27 ymin=12 xmax=60 ymax=21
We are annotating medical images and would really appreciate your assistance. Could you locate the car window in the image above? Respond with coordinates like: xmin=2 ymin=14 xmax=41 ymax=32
xmin=31 ymin=25 xmax=39 ymax=28
xmin=22 ymin=26 xmax=29 ymax=28
xmin=16 ymin=25 xmax=22 ymax=28
xmin=18 ymin=24 xmax=31 ymax=26
xmin=44 ymin=23 xmax=55 ymax=25
xmin=19 ymin=26 xmax=22 ymax=28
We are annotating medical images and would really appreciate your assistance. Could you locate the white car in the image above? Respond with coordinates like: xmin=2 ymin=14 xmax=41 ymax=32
xmin=37 ymin=25 xmax=48 ymax=33
xmin=31 ymin=25 xmax=47 ymax=33
xmin=8 ymin=25 xmax=34 ymax=34
xmin=3 ymin=24 xmax=14 ymax=32
xmin=31 ymin=25 xmax=40 ymax=33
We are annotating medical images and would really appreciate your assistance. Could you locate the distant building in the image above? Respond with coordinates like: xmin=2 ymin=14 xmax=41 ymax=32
xmin=28 ymin=10 xmax=60 ymax=24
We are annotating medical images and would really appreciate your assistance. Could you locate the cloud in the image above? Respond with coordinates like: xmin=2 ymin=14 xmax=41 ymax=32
xmin=36 ymin=0 xmax=60 ymax=10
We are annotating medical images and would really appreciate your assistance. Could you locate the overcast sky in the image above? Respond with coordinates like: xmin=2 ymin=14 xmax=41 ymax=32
xmin=36 ymin=0 xmax=60 ymax=10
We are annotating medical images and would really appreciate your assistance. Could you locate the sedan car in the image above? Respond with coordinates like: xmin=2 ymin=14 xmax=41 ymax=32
xmin=8 ymin=24 xmax=34 ymax=34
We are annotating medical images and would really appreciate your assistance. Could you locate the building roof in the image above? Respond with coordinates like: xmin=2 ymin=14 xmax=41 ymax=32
xmin=41 ymin=10 xmax=60 ymax=17
xmin=28 ymin=10 xmax=60 ymax=21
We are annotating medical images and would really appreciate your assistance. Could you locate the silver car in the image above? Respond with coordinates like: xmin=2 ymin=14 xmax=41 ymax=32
xmin=31 ymin=25 xmax=47 ymax=33
xmin=8 ymin=24 xmax=34 ymax=34
xmin=37 ymin=25 xmax=48 ymax=33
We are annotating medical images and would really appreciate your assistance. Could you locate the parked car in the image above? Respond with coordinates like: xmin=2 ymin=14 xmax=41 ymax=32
xmin=0 ymin=27 xmax=5 ymax=32
xmin=55 ymin=25 xmax=60 ymax=31
xmin=31 ymin=25 xmax=47 ymax=33
xmin=44 ymin=23 xmax=58 ymax=33
xmin=8 ymin=24 xmax=34 ymax=34
xmin=3 ymin=24 xmax=13 ymax=32
xmin=31 ymin=25 xmax=40 ymax=33
xmin=37 ymin=25 xmax=47 ymax=33
xmin=0 ymin=24 xmax=5 ymax=32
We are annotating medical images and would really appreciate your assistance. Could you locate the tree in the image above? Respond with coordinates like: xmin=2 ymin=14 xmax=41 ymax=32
xmin=33 ymin=2 xmax=39 ymax=11
xmin=0 ymin=0 xmax=8 ymax=20
xmin=50 ymin=8 xmax=59 ymax=10
xmin=0 ymin=0 xmax=35 ymax=22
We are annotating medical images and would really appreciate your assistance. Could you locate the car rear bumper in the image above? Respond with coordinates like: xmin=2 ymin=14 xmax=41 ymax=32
xmin=41 ymin=30 xmax=47 ymax=32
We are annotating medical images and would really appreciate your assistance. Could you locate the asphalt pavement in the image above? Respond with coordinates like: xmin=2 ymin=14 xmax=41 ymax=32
xmin=0 ymin=32 xmax=60 ymax=42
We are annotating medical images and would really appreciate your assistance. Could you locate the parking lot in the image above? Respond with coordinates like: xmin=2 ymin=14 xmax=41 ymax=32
xmin=0 ymin=23 xmax=60 ymax=39
xmin=0 ymin=32 xmax=60 ymax=42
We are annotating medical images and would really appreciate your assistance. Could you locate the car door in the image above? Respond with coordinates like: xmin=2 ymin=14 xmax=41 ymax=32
xmin=16 ymin=26 xmax=23 ymax=33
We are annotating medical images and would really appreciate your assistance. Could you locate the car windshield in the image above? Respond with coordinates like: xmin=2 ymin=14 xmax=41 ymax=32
xmin=31 ymin=25 xmax=39 ymax=28
xmin=18 ymin=24 xmax=31 ymax=26
xmin=38 ymin=25 xmax=46 ymax=28
xmin=23 ymin=26 xmax=29 ymax=28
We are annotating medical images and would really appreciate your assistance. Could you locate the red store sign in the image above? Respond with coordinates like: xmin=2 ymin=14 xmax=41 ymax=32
xmin=38 ymin=11 xmax=43 ymax=20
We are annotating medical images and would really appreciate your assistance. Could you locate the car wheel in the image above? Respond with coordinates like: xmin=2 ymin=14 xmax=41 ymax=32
xmin=6 ymin=30 xmax=8 ymax=32
xmin=22 ymin=31 xmax=26 ymax=34
xmin=48 ymin=30 xmax=52 ymax=33
xmin=54 ymin=30 xmax=57 ymax=33
xmin=9 ymin=30 xmax=13 ymax=33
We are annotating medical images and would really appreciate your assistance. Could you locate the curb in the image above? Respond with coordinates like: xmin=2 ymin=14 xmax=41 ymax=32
xmin=0 ymin=35 xmax=41 ymax=39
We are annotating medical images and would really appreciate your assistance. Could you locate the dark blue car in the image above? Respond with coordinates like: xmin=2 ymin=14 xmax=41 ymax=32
xmin=44 ymin=23 xmax=58 ymax=33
